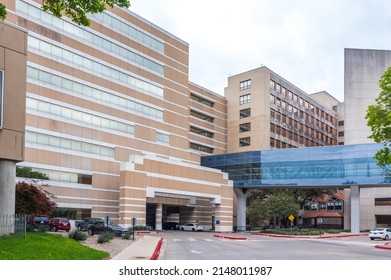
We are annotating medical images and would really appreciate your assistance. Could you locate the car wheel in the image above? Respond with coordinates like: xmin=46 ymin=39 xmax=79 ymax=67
xmin=192 ymin=228 xmax=195 ymax=231
xmin=88 ymin=228 xmax=94 ymax=236
xmin=77 ymin=225 xmax=82 ymax=231
xmin=66 ymin=229 xmax=70 ymax=232
xmin=181 ymin=227 xmax=184 ymax=231
xmin=370 ymin=238 xmax=374 ymax=240
xmin=54 ymin=227 xmax=58 ymax=232
xmin=384 ymin=235 xmax=389 ymax=240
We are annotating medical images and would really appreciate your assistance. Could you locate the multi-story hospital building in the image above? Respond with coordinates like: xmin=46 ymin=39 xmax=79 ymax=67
xmin=1 ymin=0 xmax=390 ymax=231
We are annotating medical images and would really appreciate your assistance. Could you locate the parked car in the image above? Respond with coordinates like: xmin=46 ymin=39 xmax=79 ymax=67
xmin=49 ymin=217 xmax=71 ymax=232
xmin=369 ymin=228 xmax=391 ymax=240
xmin=29 ymin=215 xmax=49 ymax=229
xmin=75 ymin=217 xmax=106 ymax=235
xmin=132 ymin=224 xmax=154 ymax=231
xmin=180 ymin=223 xmax=203 ymax=231
xmin=106 ymin=223 xmax=128 ymax=236
xmin=163 ymin=222 xmax=180 ymax=230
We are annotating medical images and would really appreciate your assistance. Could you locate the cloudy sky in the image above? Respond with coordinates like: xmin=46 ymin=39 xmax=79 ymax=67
xmin=130 ymin=0 xmax=391 ymax=101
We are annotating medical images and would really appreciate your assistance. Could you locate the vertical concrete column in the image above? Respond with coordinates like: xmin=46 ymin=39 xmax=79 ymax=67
xmin=343 ymin=188 xmax=351 ymax=231
xmin=350 ymin=185 xmax=360 ymax=233
xmin=155 ymin=203 xmax=163 ymax=230
xmin=0 ymin=160 xmax=16 ymax=216
xmin=234 ymin=188 xmax=249 ymax=231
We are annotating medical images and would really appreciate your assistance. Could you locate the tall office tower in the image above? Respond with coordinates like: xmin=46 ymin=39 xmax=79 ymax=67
xmin=225 ymin=67 xmax=339 ymax=153
xmin=6 ymin=0 xmax=233 ymax=231
xmin=344 ymin=48 xmax=391 ymax=145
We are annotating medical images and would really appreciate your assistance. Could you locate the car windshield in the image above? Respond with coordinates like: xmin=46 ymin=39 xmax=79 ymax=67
xmin=59 ymin=219 xmax=68 ymax=223
xmin=373 ymin=228 xmax=385 ymax=231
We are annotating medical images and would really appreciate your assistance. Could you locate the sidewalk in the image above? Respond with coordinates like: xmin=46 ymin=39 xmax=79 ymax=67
xmin=112 ymin=235 xmax=163 ymax=260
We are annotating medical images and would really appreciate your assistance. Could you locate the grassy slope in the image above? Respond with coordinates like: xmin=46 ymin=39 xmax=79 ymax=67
xmin=0 ymin=232 xmax=109 ymax=260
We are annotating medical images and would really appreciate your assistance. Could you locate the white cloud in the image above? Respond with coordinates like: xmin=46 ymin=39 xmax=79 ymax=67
xmin=131 ymin=0 xmax=391 ymax=101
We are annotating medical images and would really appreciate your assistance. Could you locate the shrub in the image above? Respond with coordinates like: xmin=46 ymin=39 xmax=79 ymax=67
xmin=97 ymin=231 xmax=115 ymax=244
xmin=68 ymin=230 xmax=88 ymax=241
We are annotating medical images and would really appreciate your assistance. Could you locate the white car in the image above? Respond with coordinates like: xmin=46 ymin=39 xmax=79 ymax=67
xmin=368 ymin=228 xmax=391 ymax=240
xmin=180 ymin=223 xmax=203 ymax=231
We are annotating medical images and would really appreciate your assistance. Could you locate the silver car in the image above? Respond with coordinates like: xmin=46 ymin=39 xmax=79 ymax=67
xmin=180 ymin=223 xmax=203 ymax=231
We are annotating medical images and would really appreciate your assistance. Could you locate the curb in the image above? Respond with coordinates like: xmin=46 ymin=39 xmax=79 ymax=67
xmin=251 ymin=232 xmax=368 ymax=239
xmin=375 ymin=242 xmax=391 ymax=250
xmin=150 ymin=238 xmax=163 ymax=260
xmin=214 ymin=234 xmax=247 ymax=240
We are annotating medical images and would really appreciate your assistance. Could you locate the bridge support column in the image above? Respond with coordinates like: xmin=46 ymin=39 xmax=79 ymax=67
xmin=350 ymin=185 xmax=360 ymax=234
xmin=0 ymin=160 xmax=16 ymax=215
xmin=234 ymin=188 xmax=249 ymax=231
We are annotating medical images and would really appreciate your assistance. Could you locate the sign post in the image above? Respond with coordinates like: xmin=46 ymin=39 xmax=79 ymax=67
xmin=288 ymin=215 xmax=295 ymax=232
xmin=131 ymin=218 xmax=136 ymax=240
xmin=317 ymin=218 xmax=323 ymax=236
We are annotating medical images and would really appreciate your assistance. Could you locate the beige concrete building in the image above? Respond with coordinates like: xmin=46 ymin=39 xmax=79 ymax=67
xmin=6 ymin=0 xmax=233 ymax=231
xmin=0 ymin=21 xmax=27 ymax=227
xmin=342 ymin=48 xmax=391 ymax=230
xmin=225 ymin=67 xmax=339 ymax=153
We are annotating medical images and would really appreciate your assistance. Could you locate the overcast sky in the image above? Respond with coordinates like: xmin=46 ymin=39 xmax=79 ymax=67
xmin=130 ymin=0 xmax=391 ymax=102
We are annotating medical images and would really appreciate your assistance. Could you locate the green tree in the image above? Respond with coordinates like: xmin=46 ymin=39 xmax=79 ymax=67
xmin=0 ymin=3 xmax=6 ymax=21
xmin=248 ymin=191 xmax=300 ymax=228
xmin=0 ymin=0 xmax=130 ymax=26
xmin=16 ymin=166 xmax=49 ymax=180
xmin=366 ymin=66 xmax=391 ymax=174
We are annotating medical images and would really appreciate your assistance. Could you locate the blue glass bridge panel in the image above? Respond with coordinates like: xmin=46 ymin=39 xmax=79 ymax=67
xmin=201 ymin=143 xmax=389 ymax=188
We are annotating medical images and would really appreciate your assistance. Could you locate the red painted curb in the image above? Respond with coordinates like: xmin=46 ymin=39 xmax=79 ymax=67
xmin=214 ymin=234 xmax=247 ymax=240
xmin=149 ymin=238 xmax=163 ymax=260
xmin=375 ymin=242 xmax=391 ymax=250
xmin=251 ymin=233 xmax=368 ymax=239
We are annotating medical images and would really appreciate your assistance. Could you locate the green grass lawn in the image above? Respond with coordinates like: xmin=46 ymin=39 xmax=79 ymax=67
xmin=0 ymin=232 xmax=109 ymax=260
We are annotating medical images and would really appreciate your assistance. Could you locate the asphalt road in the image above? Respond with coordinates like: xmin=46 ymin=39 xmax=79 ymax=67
xmin=158 ymin=231 xmax=391 ymax=260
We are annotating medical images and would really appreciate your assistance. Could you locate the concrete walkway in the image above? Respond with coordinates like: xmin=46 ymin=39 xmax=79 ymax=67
xmin=112 ymin=235 xmax=163 ymax=260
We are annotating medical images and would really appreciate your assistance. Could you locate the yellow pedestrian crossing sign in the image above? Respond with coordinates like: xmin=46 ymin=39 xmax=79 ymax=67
xmin=288 ymin=215 xmax=295 ymax=221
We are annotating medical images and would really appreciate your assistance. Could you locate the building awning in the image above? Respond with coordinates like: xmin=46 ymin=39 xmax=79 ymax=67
xmin=302 ymin=210 xmax=343 ymax=219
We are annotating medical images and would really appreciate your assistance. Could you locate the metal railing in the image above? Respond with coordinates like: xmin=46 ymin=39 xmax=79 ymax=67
xmin=0 ymin=214 xmax=26 ymax=237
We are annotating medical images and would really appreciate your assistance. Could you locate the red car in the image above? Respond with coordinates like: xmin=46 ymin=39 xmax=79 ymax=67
xmin=49 ymin=217 xmax=71 ymax=232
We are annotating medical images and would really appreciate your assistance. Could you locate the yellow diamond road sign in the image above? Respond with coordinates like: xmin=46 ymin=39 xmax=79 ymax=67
xmin=288 ymin=215 xmax=295 ymax=221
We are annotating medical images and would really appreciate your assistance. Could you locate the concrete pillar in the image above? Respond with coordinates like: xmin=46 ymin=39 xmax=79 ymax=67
xmin=234 ymin=188 xmax=249 ymax=231
xmin=155 ymin=203 xmax=163 ymax=230
xmin=0 ymin=159 xmax=16 ymax=216
xmin=350 ymin=185 xmax=360 ymax=233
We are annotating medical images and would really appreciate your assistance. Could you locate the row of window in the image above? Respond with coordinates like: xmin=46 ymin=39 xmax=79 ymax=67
xmin=26 ymin=131 xmax=115 ymax=158
xmin=27 ymin=67 xmax=164 ymax=121
xmin=27 ymin=97 xmax=170 ymax=145
xmin=303 ymin=198 xmax=343 ymax=211
xmin=270 ymin=107 xmax=336 ymax=136
xmin=190 ymin=126 xmax=214 ymax=138
xmin=190 ymin=109 xmax=214 ymax=123
xmin=17 ymin=0 xmax=164 ymax=53
xmin=270 ymin=81 xmax=336 ymax=124
xmin=17 ymin=166 xmax=93 ymax=185
xmin=18 ymin=0 xmax=163 ymax=74
xmin=190 ymin=93 xmax=214 ymax=107
xmin=239 ymin=93 xmax=251 ymax=105
xmin=28 ymin=36 xmax=164 ymax=97
xmin=239 ymin=79 xmax=251 ymax=91
xmin=26 ymin=97 xmax=135 ymax=135
xmin=270 ymin=110 xmax=337 ymax=139
xmin=271 ymin=124 xmax=336 ymax=146
xmin=190 ymin=142 xmax=214 ymax=153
